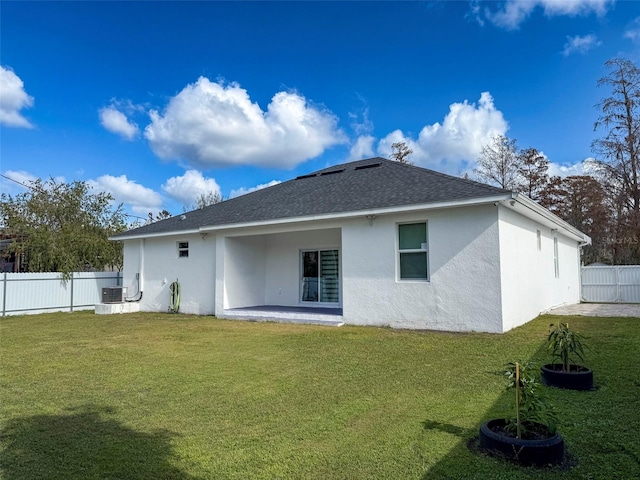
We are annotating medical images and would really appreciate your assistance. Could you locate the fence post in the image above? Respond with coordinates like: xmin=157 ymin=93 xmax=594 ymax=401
xmin=2 ymin=272 xmax=6 ymax=317
xmin=70 ymin=272 xmax=74 ymax=312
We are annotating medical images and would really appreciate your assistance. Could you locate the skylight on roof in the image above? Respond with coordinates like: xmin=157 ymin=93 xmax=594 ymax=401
xmin=355 ymin=163 xmax=381 ymax=170
xmin=320 ymin=169 xmax=345 ymax=176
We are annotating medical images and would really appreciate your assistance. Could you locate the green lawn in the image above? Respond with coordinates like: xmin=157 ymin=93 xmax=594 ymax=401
xmin=1 ymin=312 xmax=639 ymax=479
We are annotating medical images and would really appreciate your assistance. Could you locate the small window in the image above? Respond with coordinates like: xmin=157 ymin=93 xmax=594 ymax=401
xmin=536 ymin=229 xmax=541 ymax=251
xmin=398 ymin=222 xmax=428 ymax=280
xmin=178 ymin=241 xmax=189 ymax=258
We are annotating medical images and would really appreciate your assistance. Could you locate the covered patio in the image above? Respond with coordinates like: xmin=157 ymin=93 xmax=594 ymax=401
xmin=222 ymin=305 xmax=344 ymax=326
xmin=222 ymin=226 xmax=343 ymax=313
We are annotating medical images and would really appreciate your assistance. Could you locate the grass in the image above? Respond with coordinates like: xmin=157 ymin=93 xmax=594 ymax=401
xmin=0 ymin=312 xmax=639 ymax=479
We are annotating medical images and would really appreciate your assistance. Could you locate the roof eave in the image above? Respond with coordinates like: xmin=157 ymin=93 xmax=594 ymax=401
xmin=109 ymin=228 xmax=201 ymax=241
xmin=199 ymin=194 xmax=514 ymax=233
xmin=506 ymin=193 xmax=592 ymax=245
xmin=111 ymin=195 xmax=515 ymax=240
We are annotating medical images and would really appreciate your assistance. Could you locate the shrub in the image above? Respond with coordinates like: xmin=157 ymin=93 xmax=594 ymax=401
xmin=504 ymin=361 xmax=557 ymax=439
xmin=548 ymin=322 xmax=586 ymax=372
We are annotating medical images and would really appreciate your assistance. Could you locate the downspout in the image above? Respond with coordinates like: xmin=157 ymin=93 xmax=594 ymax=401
xmin=578 ymin=238 xmax=589 ymax=303
xmin=495 ymin=199 xmax=507 ymax=333
xmin=139 ymin=238 xmax=144 ymax=293
xmin=578 ymin=242 xmax=584 ymax=302
xmin=125 ymin=238 xmax=145 ymax=302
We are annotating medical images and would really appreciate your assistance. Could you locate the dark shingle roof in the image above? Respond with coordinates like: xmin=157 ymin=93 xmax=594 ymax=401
xmin=113 ymin=157 xmax=511 ymax=239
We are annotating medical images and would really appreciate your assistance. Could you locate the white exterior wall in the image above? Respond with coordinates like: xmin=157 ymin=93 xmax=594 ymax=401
xmin=219 ymin=227 xmax=341 ymax=309
xmin=341 ymin=205 xmax=503 ymax=332
xmin=498 ymin=206 xmax=581 ymax=331
xmin=121 ymin=234 xmax=216 ymax=315
xmin=119 ymin=201 xmax=584 ymax=332
xmin=264 ymin=229 xmax=341 ymax=306
xmin=122 ymin=240 xmax=142 ymax=300
xmin=224 ymin=235 xmax=266 ymax=309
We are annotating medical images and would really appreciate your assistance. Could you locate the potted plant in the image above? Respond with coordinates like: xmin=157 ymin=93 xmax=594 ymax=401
xmin=479 ymin=362 xmax=564 ymax=466
xmin=541 ymin=322 xmax=593 ymax=391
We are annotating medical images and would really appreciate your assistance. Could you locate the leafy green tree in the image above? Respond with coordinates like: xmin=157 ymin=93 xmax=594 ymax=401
xmin=0 ymin=178 xmax=128 ymax=275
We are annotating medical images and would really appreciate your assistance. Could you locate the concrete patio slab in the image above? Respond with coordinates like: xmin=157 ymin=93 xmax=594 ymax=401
xmin=548 ymin=303 xmax=640 ymax=318
xmin=222 ymin=305 xmax=345 ymax=327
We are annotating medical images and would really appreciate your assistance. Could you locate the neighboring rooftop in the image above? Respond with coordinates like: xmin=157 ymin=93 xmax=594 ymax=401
xmin=113 ymin=157 xmax=511 ymax=239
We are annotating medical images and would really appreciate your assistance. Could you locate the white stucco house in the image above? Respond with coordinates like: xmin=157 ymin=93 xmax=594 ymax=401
xmin=111 ymin=157 xmax=590 ymax=333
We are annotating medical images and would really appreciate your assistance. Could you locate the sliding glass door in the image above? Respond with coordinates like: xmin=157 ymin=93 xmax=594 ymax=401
xmin=301 ymin=249 xmax=339 ymax=303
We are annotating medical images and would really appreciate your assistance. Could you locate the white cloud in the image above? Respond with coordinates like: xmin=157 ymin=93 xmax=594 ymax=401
xmin=562 ymin=34 xmax=601 ymax=56
xmin=99 ymin=105 xmax=139 ymax=140
xmin=377 ymin=92 xmax=508 ymax=173
xmin=347 ymin=98 xmax=376 ymax=161
xmin=0 ymin=170 xmax=67 ymax=196
xmin=230 ymin=180 xmax=281 ymax=198
xmin=548 ymin=157 xmax=599 ymax=177
xmin=468 ymin=1 xmax=485 ymax=26
xmin=349 ymin=105 xmax=373 ymax=136
xmin=377 ymin=129 xmax=411 ymax=159
xmin=161 ymin=170 xmax=221 ymax=206
xmin=625 ymin=17 xmax=640 ymax=43
xmin=89 ymin=175 xmax=163 ymax=215
xmin=2 ymin=170 xmax=38 ymax=188
xmin=0 ymin=66 xmax=34 ymax=128
xmin=480 ymin=0 xmax=613 ymax=30
xmin=144 ymin=77 xmax=345 ymax=169
xmin=348 ymin=135 xmax=376 ymax=161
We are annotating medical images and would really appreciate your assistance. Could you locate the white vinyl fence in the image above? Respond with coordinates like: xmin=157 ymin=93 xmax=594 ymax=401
xmin=1 ymin=272 xmax=121 ymax=316
xmin=581 ymin=265 xmax=640 ymax=303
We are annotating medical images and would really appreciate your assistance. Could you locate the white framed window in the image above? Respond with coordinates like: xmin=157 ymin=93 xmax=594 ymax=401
xmin=553 ymin=236 xmax=559 ymax=278
xmin=301 ymin=249 xmax=340 ymax=303
xmin=398 ymin=222 xmax=428 ymax=281
xmin=178 ymin=241 xmax=189 ymax=258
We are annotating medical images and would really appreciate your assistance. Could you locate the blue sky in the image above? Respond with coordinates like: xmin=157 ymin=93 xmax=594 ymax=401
xmin=1 ymin=1 xmax=639 ymax=221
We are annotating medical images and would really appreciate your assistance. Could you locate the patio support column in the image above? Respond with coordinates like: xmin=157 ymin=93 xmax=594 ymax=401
xmin=214 ymin=235 xmax=226 ymax=315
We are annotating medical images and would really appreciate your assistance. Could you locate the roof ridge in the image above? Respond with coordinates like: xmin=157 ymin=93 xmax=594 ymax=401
xmin=313 ymin=156 xmax=388 ymax=174
xmin=386 ymin=160 xmax=512 ymax=195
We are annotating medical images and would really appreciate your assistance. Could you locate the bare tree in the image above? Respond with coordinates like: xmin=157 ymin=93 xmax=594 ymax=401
xmin=593 ymin=58 xmax=640 ymax=211
xmin=474 ymin=135 xmax=521 ymax=190
xmin=147 ymin=209 xmax=172 ymax=224
xmin=195 ymin=191 xmax=224 ymax=209
xmin=183 ymin=191 xmax=225 ymax=212
xmin=538 ymin=175 xmax=563 ymax=211
xmin=517 ymin=148 xmax=549 ymax=202
xmin=593 ymin=58 xmax=640 ymax=263
xmin=542 ymin=176 xmax=612 ymax=264
xmin=390 ymin=141 xmax=413 ymax=165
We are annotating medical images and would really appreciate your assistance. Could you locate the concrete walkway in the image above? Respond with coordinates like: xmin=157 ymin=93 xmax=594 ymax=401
xmin=549 ymin=303 xmax=640 ymax=317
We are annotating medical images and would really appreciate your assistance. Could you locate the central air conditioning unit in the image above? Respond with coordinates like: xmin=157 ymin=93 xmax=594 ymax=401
xmin=101 ymin=286 xmax=128 ymax=304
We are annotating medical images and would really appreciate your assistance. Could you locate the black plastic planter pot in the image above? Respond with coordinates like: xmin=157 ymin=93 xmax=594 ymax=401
xmin=479 ymin=419 xmax=564 ymax=466
xmin=541 ymin=364 xmax=594 ymax=391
